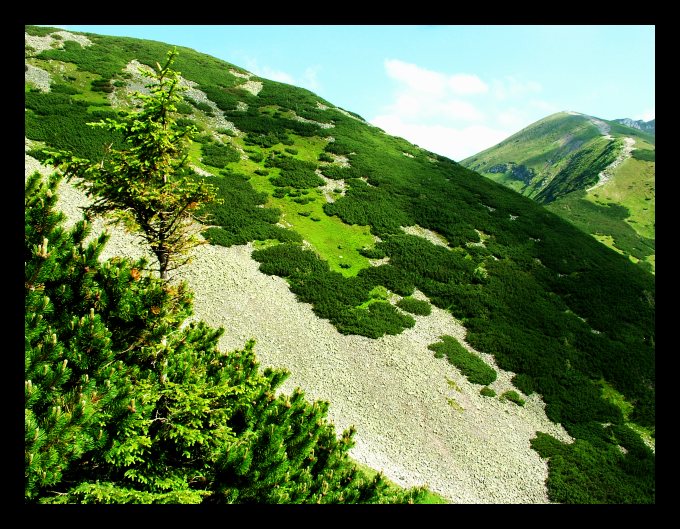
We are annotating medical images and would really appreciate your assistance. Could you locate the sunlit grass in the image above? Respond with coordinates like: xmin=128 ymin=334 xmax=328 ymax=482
xmin=598 ymin=378 xmax=655 ymax=450
xmin=586 ymin=156 xmax=655 ymax=241
xmin=352 ymin=460 xmax=449 ymax=504
xmin=228 ymin=135 xmax=375 ymax=277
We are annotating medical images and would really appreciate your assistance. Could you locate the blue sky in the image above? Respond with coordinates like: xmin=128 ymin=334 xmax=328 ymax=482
xmin=55 ymin=25 xmax=655 ymax=161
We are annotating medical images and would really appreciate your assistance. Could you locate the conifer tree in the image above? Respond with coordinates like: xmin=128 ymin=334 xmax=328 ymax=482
xmin=46 ymin=49 xmax=221 ymax=280
xmin=25 ymin=170 xmax=425 ymax=504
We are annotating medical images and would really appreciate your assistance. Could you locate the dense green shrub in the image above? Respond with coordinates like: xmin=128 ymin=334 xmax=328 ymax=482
xmin=201 ymin=85 xmax=243 ymax=113
xmin=531 ymin=431 xmax=654 ymax=503
xmin=51 ymin=82 xmax=79 ymax=95
xmin=480 ymin=386 xmax=496 ymax=398
xmin=396 ymin=297 xmax=432 ymax=316
xmin=249 ymin=151 xmax=265 ymax=163
xmin=25 ymin=90 xmax=124 ymax=161
xmin=26 ymin=25 xmax=59 ymax=36
xmin=266 ymin=155 xmax=324 ymax=189
xmin=175 ymin=101 xmax=194 ymax=114
xmin=201 ymin=142 xmax=241 ymax=168
xmin=90 ymin=78 xmax=114 ymax=93
xmin=428 ymin=336 xmax=497 ymax=386
xmin=500 ymin=390 xmax=525 ymax=406
xmin=631 ymin=149 xmax=655 ymax=162
xmin=176 ymin=117 xmax=201 ymax=131
xmin=357 ymin=264 xmax=415 ymax=297
xmin=198 ymin=171 xmax=300 ymax=247
xmin=358 ymin=246 xmax=386 ymax=259
xmin=512 ymin=373 xmax=536 ymax=395
xmin=187 ymin=98 xmax=214 ymax=115
xmin=320 ymin=165 xmax=365 ymax=180
xmin=251 ymin=244 xmax=415 ymax=338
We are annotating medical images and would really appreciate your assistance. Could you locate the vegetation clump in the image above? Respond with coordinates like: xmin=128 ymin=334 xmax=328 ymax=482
xmin=429 ymin=336 xmax=497 ymax=386
xmin=396 ymin=296 xmax=431 ymax=316
xmin=201 ymin=142 xmax=241 ymax=168
xmin=500 ymin=390 xmax=525 ymax=406
xmin=480 ymin=386 xmax=496 ymax=398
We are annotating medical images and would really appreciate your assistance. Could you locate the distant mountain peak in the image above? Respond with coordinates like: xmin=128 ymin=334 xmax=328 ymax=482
xmin=613 ymin=117 xmax=655 ymax=135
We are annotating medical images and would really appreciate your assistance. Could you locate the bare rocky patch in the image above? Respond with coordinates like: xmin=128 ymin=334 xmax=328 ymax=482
xmin=401 ymin=224 xmax=450 ymax=248
xmin=239 ymin=80 xmax=263 ymax=96
xmin=25 ymin=30 xmax=92 ymax=54
xmin=292 ymin=111 xmax=335 ymax=129
xmin=316 ymin=169 xmax=346 ymax=203
xmin=25 ymin=63 xmax=52 ymax=92
xmin=114 ymin=60 xmax=242 ymax=137
xmin=229 ymin=68 xmax=252 ymax=79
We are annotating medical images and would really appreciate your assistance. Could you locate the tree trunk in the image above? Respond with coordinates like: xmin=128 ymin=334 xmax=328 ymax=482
xmin=156 ymin=247 xmax=170 ymax=281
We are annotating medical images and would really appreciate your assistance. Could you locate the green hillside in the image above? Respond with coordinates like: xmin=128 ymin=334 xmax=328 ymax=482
xmin=462 ymin=112 xmax=655 ymax=273
xmin=25 ymin=26 xmax=655 ymax=504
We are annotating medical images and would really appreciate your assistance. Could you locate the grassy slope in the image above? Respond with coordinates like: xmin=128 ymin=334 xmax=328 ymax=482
xmin=25 ymin=26 xmax=655 ymax=504
xmin=462 ymin=112 xmax=655 ymax=273
xmin=462 ymin=112 xmax=603 ymax=199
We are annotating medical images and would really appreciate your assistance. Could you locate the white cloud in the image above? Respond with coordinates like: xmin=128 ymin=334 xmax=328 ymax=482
xmin=371 ymin=114 xmax=510 ymax=161
xmin=245 ymin=58 xmax=295 ymax=84
xmin=448 ymin=74 xmax=489 ymax=95
xmin=384 ymin=59 xmax=488 ymax=98
xmin=390 ymin=93 xmax=483 ymax=122
xmin=381 ymin=59 xmax=487 ymax=125
xmin=375 ymin=59 xmax=547 ymax=159
xmin=384 ymin=59 xmax=447 ymax=97
xmin=440 ymin=99 xmax=484 ymax=121
xmin=492 ymin=76 xmax=542 ymax=101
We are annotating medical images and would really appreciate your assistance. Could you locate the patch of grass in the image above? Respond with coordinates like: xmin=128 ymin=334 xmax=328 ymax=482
xmin=480 ymin=386 xmax=496 ymax=397
xmin=356 ymin=285 xmax=390 ymax=309
xmin=429 ymin=335 xmax=497 ymax=386
xmin=396 ymin=296 xmax=432 ymax=316
xmin=446 ymin=397 xmax=464 ymax=411
xmin=279 ymin=195 xmax=374 ymax=276
xmin=446 ymin=377 xmax=462 ymax=392
xmin=547 ymin=189 xmax=654 ymax=269
xmin=598 ymin=379 xmax=654 ymax=448
xmin=500 ymin=390 xmax=525 ymax=406
xmin=586 ymin=156 xmax=655 ymax=241
xmin=352 ymin=460 xmax=448 ymax=504
xmin=240 ymin=139 xmax=375 ymax=277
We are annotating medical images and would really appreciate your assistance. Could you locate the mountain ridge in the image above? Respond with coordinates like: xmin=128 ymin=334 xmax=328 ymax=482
xmin=461 ymin=111 xmax=655 ymax=273
xmin=614 ymin=117 xmax=655 ymax=134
